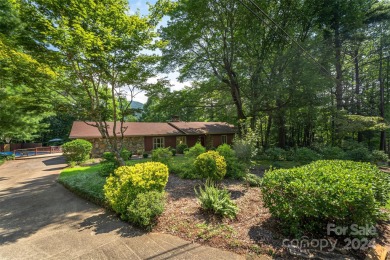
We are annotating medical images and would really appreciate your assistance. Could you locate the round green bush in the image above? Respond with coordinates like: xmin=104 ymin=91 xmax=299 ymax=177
xmin=126 ymin=191 xmax=166 ymax=229
xmin=217 ymin=144 xmax=245 ymax=179
xmin=98 ymin=162 xmax=117 ymax=177
xmin=346 ymin=147 xmax=371 ymax=162
xmin=261 ymin=160 xmax=390 ymax=237
xmin=370 ymin=150 xmax=388 ymax=163
xmin=120 ymin=149 xmax=132 ymax=160
xmin=176 ymin=143 xmax=188 ymax=154
xmin=319 ymin=146 xmax=346 ymax=160
xmin=62 ymin=139 xmax=92 ymax=164
xmin=194 ymin=151 xmax=227 ymax=180
xmin=152 ymin=147 xmax=172 ymax=166
xmin=104 ymin=162 xmax=169 ymax=220
xmin=292 ymin=147 xmax=321 ymax=162
xmin=102 ymin=152 xmax=116 ymax=162
xmin=265 ymin=147 xmax=287 ymax=161
xmin=185 ymin=142 xmax=206 ymax=157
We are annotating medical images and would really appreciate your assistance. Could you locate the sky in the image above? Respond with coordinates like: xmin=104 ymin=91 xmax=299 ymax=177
xmin=128 ymin=0 xmax=188 ymax=104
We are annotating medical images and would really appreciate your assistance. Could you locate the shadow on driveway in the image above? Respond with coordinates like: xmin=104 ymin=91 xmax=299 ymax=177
xmin=0 ymin=158 xmax=143 ymax=245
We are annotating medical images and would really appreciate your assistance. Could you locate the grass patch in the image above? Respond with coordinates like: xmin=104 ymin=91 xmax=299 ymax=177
xmin=59 ymin=158 xmax=160 ymax=206
xmin=0 ymin=159 xmax=4 ymax=166
xmin=59 ymin=164 xmax=107 ymax=206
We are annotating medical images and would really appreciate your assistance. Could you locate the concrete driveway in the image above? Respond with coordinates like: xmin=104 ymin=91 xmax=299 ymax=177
xmin=0 ymin=156 xmax=243 ymax=260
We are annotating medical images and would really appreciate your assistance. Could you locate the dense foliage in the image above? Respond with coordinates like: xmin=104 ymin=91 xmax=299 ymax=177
xmin=126 ymin=191 xmax=166 ymax=229
xmin=194 ymin=151 xmax=227 ymax=180
xmin=261 ymin=160 xmax=390 ymax=236
xmin=104 ymin=162 xmax=169 ymax=222
xmin=216 ymin=144 xmax=246 ymax=179
xmin=151 ymin=147 xmax=172 ymax=166
xmin=195 ymin=180 xmax=238 ymax=219
xmin=62 ymin=139 xmax=92 ymax=164
xmin=185 ymin=142 xmax=206 ymax=158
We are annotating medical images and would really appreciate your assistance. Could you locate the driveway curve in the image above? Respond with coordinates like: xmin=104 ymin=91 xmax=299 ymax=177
xmin=0 ymin=156 xmax=243 ymax=260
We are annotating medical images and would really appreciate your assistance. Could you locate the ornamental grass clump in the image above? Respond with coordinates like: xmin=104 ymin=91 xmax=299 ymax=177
xmin=194 ymin=151 xmax=227 ymax=180
xmin=261 ymin=160 xmax=390 ymax=237
xmin=104 ymin=162 xmax=169 ymax=227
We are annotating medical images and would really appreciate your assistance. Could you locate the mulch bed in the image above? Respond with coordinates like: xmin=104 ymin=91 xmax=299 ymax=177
xmin=154 ymin=171 xmax=390 ymax=259
xmin=154 ymin=173 xmax=285 ymax=257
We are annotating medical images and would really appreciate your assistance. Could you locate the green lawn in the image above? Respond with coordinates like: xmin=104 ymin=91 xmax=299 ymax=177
xmin=58 ymin=156 xmax=194 ymax=206
xmin=59 ymin=164 xmax=107 ymax=206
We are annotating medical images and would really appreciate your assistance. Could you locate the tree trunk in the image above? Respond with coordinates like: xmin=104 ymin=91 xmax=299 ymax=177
xmin=334 ymin=25 xmax=343 ymax=110
xmin=264 ymin=115 xmax=272 ymax=149
xmin=379 ymin=37 xmax=386 ymax=151
xmin=276 ymin=103 xmax=286 ymax=148
xmin=354 ymin=48 xmax=363 ymax=142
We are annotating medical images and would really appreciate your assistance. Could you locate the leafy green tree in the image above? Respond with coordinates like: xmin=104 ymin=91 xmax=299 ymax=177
xmin=22 ymin=0 xmax=158 ymax=164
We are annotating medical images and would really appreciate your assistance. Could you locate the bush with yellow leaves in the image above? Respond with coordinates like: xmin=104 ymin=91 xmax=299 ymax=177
xmin=104 ymin=162 xmax=169 ymax=222
xmin=194 ymin=151 xmax=227 ymax=180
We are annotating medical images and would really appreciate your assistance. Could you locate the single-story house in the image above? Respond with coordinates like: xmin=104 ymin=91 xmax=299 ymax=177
xmin=69 ymin=121 xmax=236 ymax=157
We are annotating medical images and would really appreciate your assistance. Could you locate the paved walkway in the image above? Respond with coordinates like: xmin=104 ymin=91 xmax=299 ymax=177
xmin=0 ymin=156 xmax=243 ymax=260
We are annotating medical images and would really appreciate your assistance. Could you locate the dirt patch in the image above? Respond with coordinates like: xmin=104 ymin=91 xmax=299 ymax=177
xmin=154 ymin=174 xmax=390 ymax=259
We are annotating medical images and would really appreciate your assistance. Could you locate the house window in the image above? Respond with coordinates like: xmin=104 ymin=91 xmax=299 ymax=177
xmin=153 ymin=137 xmax=165 ymax=149
xmin=176 ymin=136 xmax=186 ymax=145
xmin=221 ymin=135 xmax=227 ymax=144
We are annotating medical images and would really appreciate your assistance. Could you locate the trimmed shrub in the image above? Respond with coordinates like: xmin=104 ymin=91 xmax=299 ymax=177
xmin=262 ymin=160 xmax=390 ymax=237
xmin=244 ymin=173 xmax=263 ymax=187
xmin=216 ymin=144 xmax=246 ymax=179
xmin=370 ymin=150 xmax=388 ymax=163
xmin=104 ymin=162 xmax=169 ymax=220
xmin=152 ymin=147 xmax=172 ymax=166
xmin=126 ymin=191 xmax=166 ymax=229
xmin=120 ymin=149 xmax=132 ymax=160
xmin=195 ymin=180 xmax=238 ymax=219
xmin=346 ymin=147 xmax=371 ymax=162
xmin=185 ymin=142 xmax=206 ymax=158
xmin=265 ymin=147 xmax=287 ymax=161
xmin=62 ymin=139 xmax=92 ymax=164
xmin=143 ymin=152 xmax=149 ymax=158
xmin=171 ymin=149 xmax=176 ymax=156
xmin=176 ymin=143 xmax=188 ymax=154
xmin=98 ymin=162 xmax=117 ymax=177
xmin=319 ymin=146 xmax=346 ymax=160
xmin=0 ymin=154 xmax=15 ymax=161
xmin=194 ymin=151 xmax=227 ymax=180
xmin=292 ymin=147 xmax=321 ymax=162
xmin=102 ymin=152 xmax=116 ymax=162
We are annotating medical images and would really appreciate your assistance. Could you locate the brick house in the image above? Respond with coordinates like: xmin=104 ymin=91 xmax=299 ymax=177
xmin=69 ymin=121 xmax=236 ymax=157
